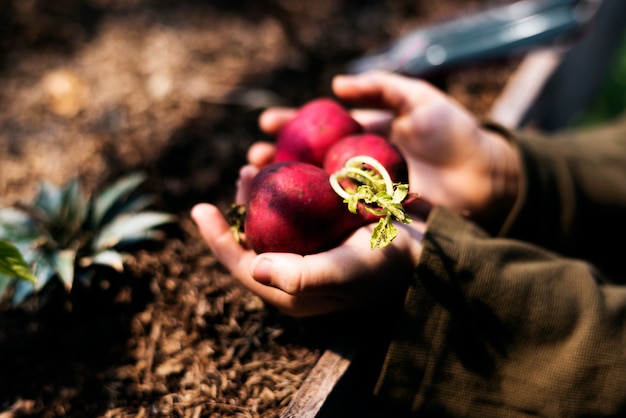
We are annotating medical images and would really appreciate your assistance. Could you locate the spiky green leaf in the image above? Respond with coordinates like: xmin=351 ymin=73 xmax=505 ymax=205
xmin=52 ymin=249 xmax=76 ymax=290
xmin=10 ymin=278 xmax=36 ymax=305
xmin=31 ymin=255 xmax=57 ymax=291
xmin=87 ymin=250 xmax=125 ymax=272
xmin=112 ymin=230 xmax=165 ymax=249
xmin=60 ymin=178 xmax=87 ymax=230
xmin=0 ymin=273 xmax=13 ymax=300
xmin=0 ymin=240 xmax=37 ymax=283
xmin=0 ymin=207 xmax=41 ymax=243
xmin=93 ymin=211 xmax=174 ymax=250
xmin=33 ymin=181 xmax=64 ymax=221
xmin=92 ymin=172 xmax=146 ymax=227
xmin=91 ymin=194 xmax=157 ymax=236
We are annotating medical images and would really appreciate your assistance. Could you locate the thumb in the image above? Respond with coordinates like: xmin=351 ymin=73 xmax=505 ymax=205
xmin=248 ymin=226 xmax=411 ymax=297
xmin=250 ymin=252 xmax=339 ymax=296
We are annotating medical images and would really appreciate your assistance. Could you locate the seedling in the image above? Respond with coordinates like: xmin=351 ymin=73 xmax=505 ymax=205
xmin=0 ymin=172 xmax=175 ymax=306
xmin=0 ymin=240 xmax=37 ymax=299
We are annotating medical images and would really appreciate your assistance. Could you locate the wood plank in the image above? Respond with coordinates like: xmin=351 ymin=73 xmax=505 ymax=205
xmin=279 ymin=340 xmax=357 ymax=418
xmin=489 ymin=47 xmax=564 ymax=129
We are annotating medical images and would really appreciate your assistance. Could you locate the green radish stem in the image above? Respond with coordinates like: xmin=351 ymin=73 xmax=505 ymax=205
xmin=330 ymin=155 xmax=395 ymax=196
xmin=329 ymin=155 xmax=411 ymax=249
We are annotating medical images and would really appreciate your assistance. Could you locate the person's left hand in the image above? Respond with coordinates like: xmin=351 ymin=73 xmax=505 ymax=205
xmin=191 ymin=197 xmax=425 ymax=317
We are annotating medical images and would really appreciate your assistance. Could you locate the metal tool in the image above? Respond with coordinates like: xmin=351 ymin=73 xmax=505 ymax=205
xmin=346 ymin=0 xmax=602 ymax=77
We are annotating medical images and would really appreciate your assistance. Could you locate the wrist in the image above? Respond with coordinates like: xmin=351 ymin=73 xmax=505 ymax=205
xmin=395 ymin=216 xmax=427 ymax=267
xmin=475 ymin=122 xmax=520 ymax=233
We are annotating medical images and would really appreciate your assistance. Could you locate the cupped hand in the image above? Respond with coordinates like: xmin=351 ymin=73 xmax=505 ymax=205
xmin=192 ymin=71 xmax=517 ymax=317
xmin=260 ymin=71 xmax=519 ymax=232
xmin=191 ymin=202 xmax=425 ymax=317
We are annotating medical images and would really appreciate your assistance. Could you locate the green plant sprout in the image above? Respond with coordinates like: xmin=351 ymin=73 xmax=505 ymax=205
xmin=0 ymin=172 xmax=175 ymax=306
xmin=329 ymin=155 xmax=411 ymax=249
xmin=0 ymin=240 xmax=37 ymax=300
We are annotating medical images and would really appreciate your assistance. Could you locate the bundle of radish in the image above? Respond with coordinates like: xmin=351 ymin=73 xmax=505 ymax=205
xmin=230 ymin=98 xmax=414 ymax=255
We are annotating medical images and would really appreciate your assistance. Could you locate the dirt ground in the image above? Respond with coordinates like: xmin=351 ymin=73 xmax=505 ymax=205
xmin=0 ymin=1 xmax=516 ymax=417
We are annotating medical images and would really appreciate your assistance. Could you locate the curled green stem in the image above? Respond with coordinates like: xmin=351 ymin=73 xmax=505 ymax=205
xmin=330 ymin=156 xmax=395 ymax=198
xmin=329 ymin=155 xmax=411 ymax=249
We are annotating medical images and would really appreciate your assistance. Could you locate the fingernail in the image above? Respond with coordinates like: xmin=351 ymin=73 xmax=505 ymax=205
xmin=251 ymin=257 xmax=272 ymax=283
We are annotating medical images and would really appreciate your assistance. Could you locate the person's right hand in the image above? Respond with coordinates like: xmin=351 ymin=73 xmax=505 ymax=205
xmin=259 ymin=71 xmax=520 ymax=232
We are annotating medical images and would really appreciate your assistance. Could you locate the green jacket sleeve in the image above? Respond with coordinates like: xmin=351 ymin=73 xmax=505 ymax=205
xmin=501 ymin=115 xmax=626 ymax=278
xmin=374 ymin=116 xmax=626 ymax=417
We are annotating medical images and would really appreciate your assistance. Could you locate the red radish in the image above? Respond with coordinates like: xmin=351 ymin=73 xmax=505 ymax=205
xmin=324 ymin=133 xmax=408 ymax=183
xmin=324 ymin=133 xmax=409 ymax=222
xmin=273 ymin=98 xmax=363 ymax=167
xmin=244 ymin=161 xmax=369 ymax=255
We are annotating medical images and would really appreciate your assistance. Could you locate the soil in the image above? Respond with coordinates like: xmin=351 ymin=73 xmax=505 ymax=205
xmin=0 ymin=1 xmax=516 ymax=417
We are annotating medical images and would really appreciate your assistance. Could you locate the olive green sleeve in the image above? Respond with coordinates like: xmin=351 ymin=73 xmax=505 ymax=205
xmin=374 ymin=116 xmax=626 ymax=416
xmin=374 ymin=206 xmax=626 ymax=416
xmin=500 ymin=115 xmax=626 ymax=278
